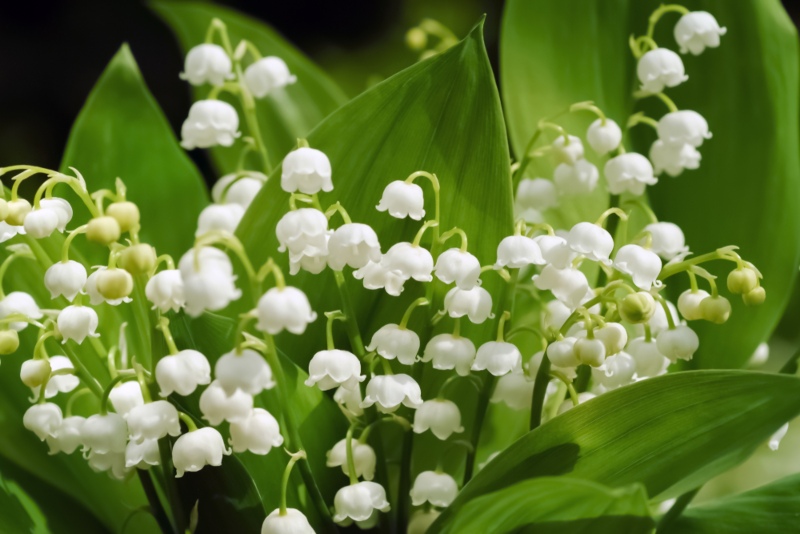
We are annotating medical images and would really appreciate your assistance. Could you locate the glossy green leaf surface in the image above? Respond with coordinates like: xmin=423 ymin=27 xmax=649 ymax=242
xmin=433 ymin=371 xmax=800 ymax=529
xmin=501 ymin=0 xmax=800 ymax=368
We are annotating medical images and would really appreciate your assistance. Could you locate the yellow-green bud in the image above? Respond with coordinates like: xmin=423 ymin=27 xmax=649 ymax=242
xmin=743 ymin=286 xmax=766 ymax=306
xmin=95 ymin=268 xmax=133 ymax=300
xmin=20 ymin=357 xmax=50 ymax=387
xmin=86 ymin=216 xmax=121 ymax=245
xmin=406 ymin=27 xmax=428 ymax=51
xmin=699 ymin=295 xmax=731 ymax=324
xmin=419 ymin=49 xmax=437 ymax=61
xmin=727 ymin=268 xmax=758 ymax=295
xmin=119 ymin=244 xmax=157 ymax=275
xmin=5 ymin=198 xmax=32 ymax=226
xmin=0 ymin=198 xmax=9 ymax=222
xmin=0 ymin=329 xmax=19 ymax=355
xmin=619 ymin=291 xmax=656 ymax=324
xmin=106 ymin=201 xmax=140 ymax=233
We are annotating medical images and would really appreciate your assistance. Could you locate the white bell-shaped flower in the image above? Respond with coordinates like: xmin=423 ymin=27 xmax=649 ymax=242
xmin=281 ymin=147 xmax=332 ymax=194
xmin=328 ymin=223 xmax=381 ymax=271
xmin=0 ymin=221 xmax=24 ymax=243
xmin=594 ymin=322 xmax=628 ymax=356
xmin=361 ymin=374 xmax=423 ymax=413
xmin=39 ymin=198 xmax=72 ymax=232
xmin=179 ymin=44 xmax=232 ymax=86
xmin=574 ymin=337 xmax=606 ymax=367
xmin=32 ymin=355 xmax=79 ymax=399
xmin=327 ymin=438 xmax=376 ymax=480
xmin=289 ymin=242 xmax=328 ymax=276
xmin=643 ymin=222 xmax=688 ymax=261
xmin=678 ymin=289 xmax=710 ymax=321
xmin=261 ymin=508 xmax=314 ymax=534
xmin=491 ymin=369 xmax=534 ymax=410
xmin=553 ymin=160 xmax=599 ymax=195
xmin=145 ymin=269 xmax=185 ymax=313
xmin=376 ymin=181 xmax=425 ymax=220
xmin=413 ymin=398 xmax=464 ymax=440
xmin=156 ymin=349 xmax=211 ymax=397
xmin=592 ymin=352 xmax=636 ymax=390
xmin=656 ymin=325 xmax=699 ymax=362
xmin=199 ymin=380 xmax=254 ymax=425
xmin=0 ymin=291 xmax=43 ymax=331
xmin=543 ymin=299 xmax=572 ymax=332
xmin=109 ymin=381 xmax=144 ymax=419
xmin=255 ymin=286 xmax=317 ymax=335
xmin=421 ymin=334 xmax=476 ymax=376
xmin=179 ymin=247 xmax=241 ymax=317
xmin=86 ymin=451 xmax=130 ymax=480
xmin=627 ymin=337 xmax=669 ymax=378
xmin=567 ymin=222 xmax=614 ymax=263
xmin=443 ymin=286 xmax=494 ymax=324
xmin=637 ymin=48 xmax=688 ymax=93
xmin=125 ymin=438 xmax=161 ymax=469
xmin=180 ymin=100 xmax=240 ymax=149
xmin=380 ymin=242 xmax=433 ymax=282
xmin=173 ymin=427 xmax=231 ymax=478
xmin=546 ymin=337 xmax=580 ymax=368
xmin=44 ymin=260 xmax=87 ymax=301
xmin=195 ymin=203 xmax=245 ymax=236
xmin=674 ymin=11 xmax=727 ymax=55
xmin=515 ymin=178 xmax=558 ymax=212
xmin=244 ymin=56 xmax=296 ymax=97
xmin=276 ymin=208 xmax=330 ymax=257
xmin=604 ymin=153 xmax=658 ymax=196
xmin=333 ymin=481 xmax=390 ymax=525
xmin=657 ymin=111 xmax=712 ymax=147
xmin=353 ymin=261 xmax=406 ymax=296
xmin=306 ymin=349 xmax=364 ymax=391
xmin=20 ymin=359 xmax=51 ymax=392
xmin=408 ymin=510 xmax=441 ymax=534
xmin=533 ymin=265 xmax=590 ymax=310
xmin=535 ymin=235 xmax=576 ymax=269
xmin=46 ymin=416 xmax=85 ymax=455
xmin=472 ymin=341 xmax=522 ymax=376
xmin=334 ymin=385 xmax=364 ymax=417
xmin=23 ymin=402 xmax=62 ymax=440
xmin=84 ymin=267 xmax=131 ymax=306
xmin=410 ymin=471 xmax=458 ymax=507
xmin=229 ymin=408 xmax=284 ymax=455
xmin=126 ymin=400 xmax=181 ymax=442
xmin=551 ymin=135 xmax=584 ymax=164
xmin=211 ymin=172 xmax=266 ymax=209
xmin=495 ymin=235 xmax=544 ymax=269
xmin=434 ymin=248 xmax=481 ymax=289
xmin=23 ymin=208 xmax=60 ymax=239
xmin=586 ymin=118 xmax=622 ymax=155
xmin=367 ymin=324 xmax=420 ymax=366
xmin=215 ymin=349 xmax=275 ymax=396
xmin=650 ymin=140 xmax=701 ymax=177
xmin=614 ymin=244 xmax=662 ymax=291
xmin=57 ymin=305 xmax=99 ymax=344
xmin=82 ymin=413 xmax=127 ymax=454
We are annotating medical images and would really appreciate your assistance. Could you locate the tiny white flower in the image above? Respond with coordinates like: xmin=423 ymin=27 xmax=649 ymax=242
xmin=421 ymin=334 xmax=476 ymax=376
xmin=567 ymin=222 xmax=614 ymax=263
xmin=543 ymin=299 xmax=573 ymax=332
xmin=434 ymin=248 xmax=481 ymax=289
xmin=23 ymin=208 xmax=60 ymax=239
xmin=535 ymin=234 xmax=577 ymax=269
xmin=39 ymin=198 xmax=73 ymax=232
xmin=334 ymin=385 xmax=364 ymax=417
xmin=145 ymin=269 xmax=185 ymax=313
xmin=0 ymin=221 xmax=25 ymax=243
xmin=125 ymin=438 xmax=161 ymax=469
xmin=244 ymin=56 xmax=296 ymax=97
xmin=361 ymin=374 xmax=423 ymax=413
xmin=109 ymin=381 xmax=145 ymax=418
xmin=23 ymin=402 xmax=62 ymax=440
xmin=46 ymin=416 xmax=85 ymax=455
xmin=413 ymin=399 xmax=464 ymax=440
xmin=44 ymin=260 xmax=87 ymax=301
xmin=173 ymin=427 xmax=231 ymax=477
xmin=637 ymin=48 xmax=688 ymax=93
xmin=656 ymin=325 xmax=699 ymax=362
xmin=677 ymin=289 xmax=710 ymax=321
xmin=84 ymin=267 xmax=132 ymax=306
xmin=156 ymin=349 xmax=211 ymax=397
xmin=215 ymin=349 xmax=275 ymax=396
xmin=408 ymin=510 xmax=441 ymax=534
xmin=574 ymin=337 xmax=606 ymax=367
xmin=657 ymin=110 xmax=712 ymax=147
xmin=255 ymin=286 xmax=317 ymax=335
xmin=627 ymin=337 xmax=669 ymax=378
xmin=604 ymin=153 xmax=658 ymax=196
xmin=650 ymin=140 xmax=701 ymax=177
xmin=275 ymin=208 xmax=330 ymax=258
xmin=199 ymin=381 xmax=254 ymax=425
xmin=306 ymin=349 xmax=365 ymax=391
xmin=376 ymin=181 xmax=425 ymax=220
xmin=261 ymin=508 xmax=314 ymax=534
xmin=127 ymin=400 xmax=181 ymax=442
xmin=515 ymin=178 xmax=558 ymax=212
xmin=229 ymin=407 xmax=284 ymax=455
xmin=20 ymin=359 xmax=51 ymax=390
xmin=57 ymin=305 xmax=99 ymax=344
xmin=769 ymin=423 xmax=789 ymax=452
xmin=443 ymin=286 xmax=494 ymax=324
xmin=586 ymin=118 xmax=622 ymax=155
xmin=472 ymin=341 xmax=522 ymax=376
xmin=353 ymin=261 xmax=406 ymax=296
xmin=674 ymin=11 xmax=727 ymax=55
xmin=367 ymin=324 xmax=420 ymax=366
xmin=533 ymin=265 xmax=590 ymax=310
xmin=82 ymin=413 xmax=128 ymax=454
xmin=594 ymin=322 xmax=628 ymax=356
xmin=211 ymin=171 xmax=266 ymax=209
xmin=281 ymin=147 xmax=332 ymax=195
xmin=179 ymin=43 xmax=233 ymax=86
xmin=614 ymin=244 xmax=662 ymax=291
xmin=327 ymin=438 xmax=376 ymax=480
xmin=495 ymin=235 xmax=544 ymax=269
xmin=179 ymin=247 xmax=241 ymax=317
xmin=491 ymin=369 xmax=534 ymax=410
xmin=86 ymin=451 xmax=130 ymax=480
xmin=546 ymin=337 xmax=580 ymax=368
xmin=380 ymin=242 xmax=433 ymax=282
xmin=327 ymin=223 xmax=381 ymax=271
xmin=643 ymin=222 xmax=688 ymax=261
xmin=180 ymin=100 xmax=240 ymax=150
xmin=31 ymin=355 xmax=79 ymax=399
xmin=289 ymin=250 xmax=329 ymax=276
xmin=333 ymin=481 xmax=390 ymax=525
xmin=553 ymin=160 xmax=599 ymax=195
xmin=0 ymin=291 xmax=43 ymax=331
xmin=195 ymin=203 xmax=245 ymax=236
xmin=410 ymin=471 xmax=458 ymax=507
xmin=551 ymin=135 xmax=584 ymax=164
xmin=592 ymin=352 xmax=636 ymax=390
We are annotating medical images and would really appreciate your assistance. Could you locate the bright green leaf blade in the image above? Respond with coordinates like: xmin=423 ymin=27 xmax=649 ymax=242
xmin=60 ymin=44 xmax=208 ymax=258
xmin=436 ymin=478 xmax=652 ymax=534
xmin=432 ymin=371 xmax=800 ymax=529
xmin=660 ymin=473 xmax=800 ymax=534
xmin=0 ymin=470 xmax=42 ymax=534
xmin=150 ymin=0 xmax=348 ymax=174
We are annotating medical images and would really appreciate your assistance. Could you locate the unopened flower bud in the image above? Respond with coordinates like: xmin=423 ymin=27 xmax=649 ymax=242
xmin=699 ymin=295 xmax=731 ymax=324
xmin=727 ymin=268 xmax=758 ymax=295
xmin=677 ymin=289 xmax=709 ymax=321
xmin=406 ymin=27 xmax=428 ymax=50
xmin=619 ymin=291 xmax=656 ymax=323
xmin=594 ymin=322 xmax=628 ymax=355
xmin=0 ymin=328 xmax=19 ymax=354
xmin=95 ymin=268 xmax=134 ymax=300
xmin=743 ymin=286 xmax=766 ymax=306
xmin=574 ymin=337 xmax=606 ymax=367
xmin=20 ymin=358 xmax=51 ymax=388
xmin=6 ymin=198 xmax=32 ymax=226
xmin=106 ymin=201 xmax=140 ymax=233
xmin=86 ymin=216 xmax=121 ymax=245
xmin=119 ymin=244 xmax=157 ymax=275
xmin=586 ymin=118 xmax=622 ymax=155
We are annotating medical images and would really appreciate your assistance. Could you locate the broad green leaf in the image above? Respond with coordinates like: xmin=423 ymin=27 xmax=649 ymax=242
xmin=0 ymin=470 xmax=43 ymax=534
xmin=501 ymin=0 xmax=800 ymax=368
xmin=436 ymin=478 xmax=652 ymax=534
xmin=659 ymin=473 xmax=800 ymax=534
xmin=151 ymin=0 xmax=348 ymax=174
xmin=432 ymin=371 xmax=800 ymax=529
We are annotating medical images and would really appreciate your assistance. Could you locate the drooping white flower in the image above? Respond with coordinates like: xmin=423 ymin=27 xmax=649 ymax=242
xmin=657 ymin=111 xmax=712 ymax=148
xmin=306 ymin=349 xmax=365 ymax=391
xmin=367 ymin=324 xmax=420 ymax=366
xmin=57 ymin=305 xmax=99 ymax=344
xmin=215 ymin=349 xmax=275 ymax=396
xmin=244 ymin=56 xmax=296 ymax=97
xmin=327 ymin=223 xmax=381 ymax=271
xmin=574 ymin=337 xmax=606 ymax=367
xmin=546 ymin=337 xmax=580 ymax=368
xmin=551 ymin=135 xmax=584 ymax=164
xmin=0 ymin=221 xmax=25 ymax=243
xmin=533 ymin=265 xmax=590 ymax=310
xmin=592 ymin=352 xmax=637 ymax=390
xmin=261 ymin=508 xmax=315 ymax=534
xmin=674 ymin=11 xmax=727 ymax=55
xmin=229 ymin=408 xmax=284 ymax=455
xmin=472 ymin=341 xmax=522 ymax=376
xmin=656 ymin=325 xmax=699 ymax=362
xmin=495 ymin=235 xmax=544 ymax=269
xmin=211 ymin=171 xmax=266 ymax=209
xmin=289 ymin=249 xmax=329 ymax=276
xmin=535 ymin=235 xmax=576 ymax=269
xmin=567 ymin=222 xmax=614 ymax=263
xmin=44 ymin=260 xmax=87 ymax=301
xmin=553 ymin=160 xmax=599 ymax=195
xmin=173 ymin=427 xmax=231 ymax=477
xmin=376 ymin=181 xmax=425 ymax=220
xmin=410 ymin=471 xmax=458 ymax=507
xmin=769 ymin=423 xmax=789 ymax=452
xmin=443 ymin=286 xmax=494 ymax=324
xmin=126 ymin=401 xmax=181 ymax=443
xmin=23 ymin=208 xmax=60 ymax=239
xmin=39 ymin=198 xmax=72 ymax=232
xmin=275 ymin=208 xmax=330 ymax=259
xmin=82 ymin=413 xmax=127 ymax=454
xmin=125 ymin=438 xmax=161 ymax=469
xmin=334 ymin=385 xmax=364 ymax=417
xmin=156 ymin=349 xmax=211 ymax=397
xmin=281 ymin=147 xmax=332 ymax=195
xmin=23 ymin=403 xmax=62 ymax=440
xmin=333 ymin=481 xmax=390 ymax=525
xmin=491 ymin=369 xmax=534 ymax=410
xmin=84 ymin=267 xmax=131 ymax=306
xmin=380 ymin=242 xmax=433 ymax=282
xmin=20 ymin=359 xmax=50 ymax=390
xmin=604 ymin=153 xmax=658 ymax=196
xmin=86 ymin=451 xmax=130 ymax=480
xmin=434 ymin=248 xmax=481 ymax=289
xmin=0 ymin=291 xmax=43 ymax=330
xmin=594 ymin=322 xmax=628 ymax=356
xmin=650 ymin=140 xmax=701 ymax=177
xmin=46 ymin=416 xmax=85 ymax=455
xmin=543 ymin=299 xmax=573 ymax=332
xmin=179 ymin=44 xmax=233 ymax=86
xmin=678 ymin=289 xmax=710 ymax=321
xmin=255 ymin=286 xmax=317 ymax=335
xmin=327 ymin=438 xmax=376 ymax=480
xmin=145 ymin=269 xmax=185 ymax=313
xmin=614 ymin=244 xmax=662 ymax=291
xmin=637 ymin=48 xmax=688 ymax=93
xmin=109 ymin=381 xmax=145 ymax=418
xmin=586 ymin=118 xmax=622 ymax=155
xmin=31 ymin=355 xmax=79 ymax=399
xmin=515 ymin=178 xmax=558 ymax=212
xmin=361 ymin=374 xmax=423 ymax=413
xmin=421 ymin=334 xmax=476 ymax=376
xmin=353 ymin=261 xmax=406 ymax=296
xmin=180 ymin=100 xmax=240 ymax=149
xmin=643 ymin=222 xmax=688 ymax=261
xmin=413 ymin=399 xmax=464 ymax=440
xmin=195 ymin=203 xmax=245 ymax=236
xmin=627 ymin=337 xmax=669 ymax=378
xmin=199 ymin=381 xmax=254 ymax=425
xmin=179 ymin=247 xmax=241 ymax=316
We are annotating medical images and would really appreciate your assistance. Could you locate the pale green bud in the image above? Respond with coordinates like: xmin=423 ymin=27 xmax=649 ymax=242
xmin=86 ymin=216 xmax=121 ymax=245
xmin=406 ymin=28 xmax=428 ymax=51
xmin=5 ymin=198 xmax=32 ymax=226
xmin=119 ymin=244 xmax=156 ymax=275
xmin=743 ymin=286 xmax=766 ymax=306
xmin=619 ymin=291 xmax=656 ymax=324
xmin=106 ymin=201 xmax=140 ymax=233
xmin=727 ymin=268 xmax=758 ymax=295
xmin=0 ymin=329 xmax=20 ymax=355
xmin=95 ymin=268 xmax=133 ymax=300
xmin=699 ymin=295 xmax=731 ymax=324
xmin=20 ymin=358 xmax=49 ymax=388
